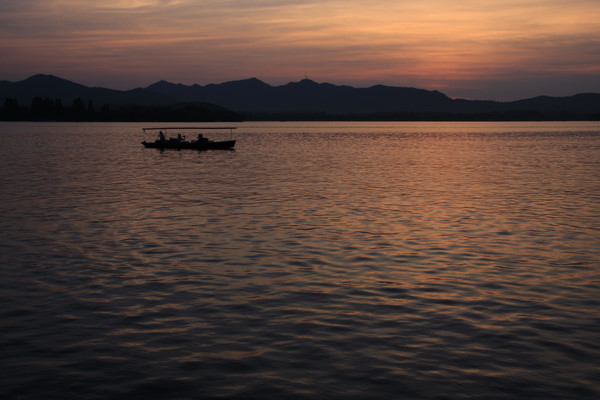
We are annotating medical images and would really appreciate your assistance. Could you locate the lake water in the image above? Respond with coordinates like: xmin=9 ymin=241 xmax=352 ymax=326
xmin=1 ymin=121 xmax=599 ymax=399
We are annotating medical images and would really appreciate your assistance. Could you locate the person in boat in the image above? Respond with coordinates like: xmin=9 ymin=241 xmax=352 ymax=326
xmin=197 ymin=133 xmax=207 ymax=142
xmin=177 ymin=134 xmax=183 ymax=143
xmin=158 ymin=131 xmax=165 ymax=141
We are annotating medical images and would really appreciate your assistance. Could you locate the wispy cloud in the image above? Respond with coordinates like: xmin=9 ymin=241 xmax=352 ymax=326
xmin=1 ymin=0 xmax=599 ymax=99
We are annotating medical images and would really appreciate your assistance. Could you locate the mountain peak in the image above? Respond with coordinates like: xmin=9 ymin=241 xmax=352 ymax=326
xmin=22 ymin=74 xmax=78 ymax=85
xmin=23 ymin=74 xmax=77 ymax=85
xmin=18 ymin=74 xmax=88 ymax=92
xmin=217 ymin=77 xmax=271 ymax=89
xmin=147 ymin=80 xmax=176 ymax=90
xmin=26 ymin=73 xmax=59 ymax=80
xmin=285 ymin=78 xmax=319 ymax=87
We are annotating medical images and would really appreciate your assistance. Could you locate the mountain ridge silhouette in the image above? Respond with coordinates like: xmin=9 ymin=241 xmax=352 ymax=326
xmin=2 ymin=74 xmax=599 ymax=118
xmin=147 ymin=77 xmax=600 ymax=115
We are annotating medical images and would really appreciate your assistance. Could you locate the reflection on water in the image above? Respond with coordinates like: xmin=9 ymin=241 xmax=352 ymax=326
xmin=1 ymin=121 xmax=599 ymax=399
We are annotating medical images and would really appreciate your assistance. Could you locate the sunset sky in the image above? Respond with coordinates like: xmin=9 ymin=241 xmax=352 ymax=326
xmin=1 ymin=0 xmax=599 ymax=100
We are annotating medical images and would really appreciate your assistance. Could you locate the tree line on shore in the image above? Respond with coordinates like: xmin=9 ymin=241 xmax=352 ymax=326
xmin=2 ymin=96 xmax=599 ymax=122
xmin=0 ymin=96 xmax=243 ymax=122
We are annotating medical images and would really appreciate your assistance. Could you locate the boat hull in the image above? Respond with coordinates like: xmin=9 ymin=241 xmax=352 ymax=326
xmin=142 ymin=140 xmax=236 ymax=150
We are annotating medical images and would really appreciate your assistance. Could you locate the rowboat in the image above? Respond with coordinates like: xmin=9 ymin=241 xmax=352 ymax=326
xmin=141 ymin=127 xmax=236 ymax=150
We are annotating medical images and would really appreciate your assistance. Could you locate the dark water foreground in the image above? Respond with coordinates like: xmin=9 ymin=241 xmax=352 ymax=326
xmin=1 ymin=122 xmax=599 ymax=399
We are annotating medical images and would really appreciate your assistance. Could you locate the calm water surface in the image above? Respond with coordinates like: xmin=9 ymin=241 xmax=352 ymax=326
xmin=1 ymin=121 xmax=599 ymax=399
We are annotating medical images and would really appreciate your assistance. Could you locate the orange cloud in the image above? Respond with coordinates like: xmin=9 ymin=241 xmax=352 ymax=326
xmin=1 ymin=0 xmax=599 ymax=99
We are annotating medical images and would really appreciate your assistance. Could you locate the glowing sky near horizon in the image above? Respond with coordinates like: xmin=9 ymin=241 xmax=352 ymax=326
xmin=1 ymin=0 xmax=599 ymax=100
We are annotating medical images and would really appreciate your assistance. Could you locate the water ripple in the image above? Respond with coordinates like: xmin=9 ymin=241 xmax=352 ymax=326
xmin=1 ymin=122 xmax=599 ymax=399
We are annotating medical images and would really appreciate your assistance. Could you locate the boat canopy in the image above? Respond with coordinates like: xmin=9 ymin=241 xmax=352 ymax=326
xmin=142 ymin=127 xmax=237 ymax=131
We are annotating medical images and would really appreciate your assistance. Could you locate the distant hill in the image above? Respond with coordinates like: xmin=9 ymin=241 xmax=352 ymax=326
xmin=0 ymin=75 xmax=242 ymax=121
xmin=1 ymin=74 xmax=599 ymax=120
xmin=147 ymin=78 xmax=600 ymax=117
xmin=0 ymin=74 xmax=177 ymax=106
xmin=147 ymin=78 xmax=455 ymax=114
